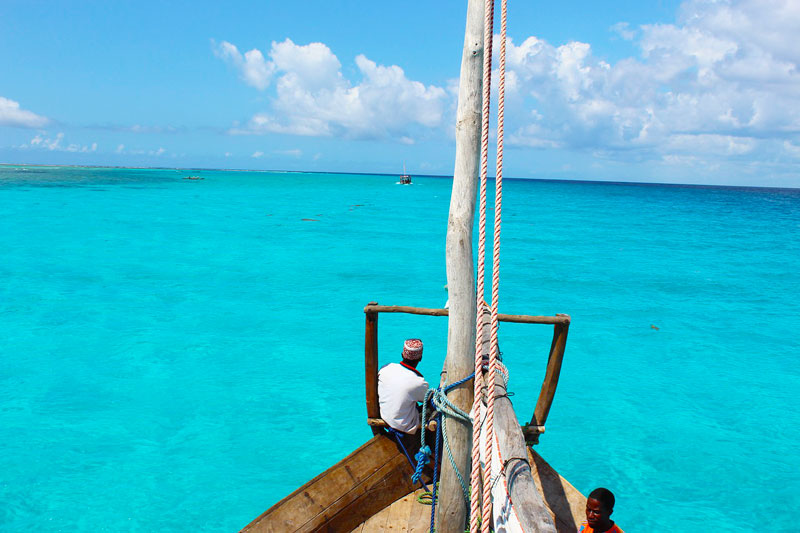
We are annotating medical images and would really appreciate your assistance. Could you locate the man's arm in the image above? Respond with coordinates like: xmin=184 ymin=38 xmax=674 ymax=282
xmin=411 ymin=378 xmax=430 ymax=402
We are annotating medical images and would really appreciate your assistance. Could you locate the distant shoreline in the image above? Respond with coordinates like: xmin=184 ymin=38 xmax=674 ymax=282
xmin=1 ymin=162 xmax=797 ymax=191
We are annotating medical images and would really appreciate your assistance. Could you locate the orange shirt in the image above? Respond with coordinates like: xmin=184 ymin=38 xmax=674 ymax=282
xmin=578 ymin=521 xmax=624 ymax=533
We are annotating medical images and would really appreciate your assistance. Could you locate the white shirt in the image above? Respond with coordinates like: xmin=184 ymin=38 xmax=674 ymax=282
xmin=377 ymin=362 xmax=429 ymax=434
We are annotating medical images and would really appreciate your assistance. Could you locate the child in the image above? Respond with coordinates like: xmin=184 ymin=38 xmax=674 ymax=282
xmin=579 ymin=487 xmax=623 ymax=533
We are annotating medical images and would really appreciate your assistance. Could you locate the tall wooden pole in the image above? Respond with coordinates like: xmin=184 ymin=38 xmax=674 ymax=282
xmin=437 ymin=0 xmax=485 ymax=530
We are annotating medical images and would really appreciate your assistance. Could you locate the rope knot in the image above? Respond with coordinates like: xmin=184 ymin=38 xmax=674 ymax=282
xmin=411 ymin=445 xmax=432 ymax=484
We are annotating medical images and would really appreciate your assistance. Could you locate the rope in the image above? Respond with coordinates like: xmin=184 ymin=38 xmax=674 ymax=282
xmin=432 ymin=384 xmax=472 ymax=505
xmin=470 ymin=0 xmax=508 ymax=531
xmin=410 ymin=373 xmax=474 ymax=533
xmin=388 ymin=428 xmax=431 ymax=493
xmin=470 ymin=0 xmax=495 ymax=528
xmin=482 ymin=1 xmax=507 ymax=531
xmin=430 ymin=412 xmax=442 ymax=533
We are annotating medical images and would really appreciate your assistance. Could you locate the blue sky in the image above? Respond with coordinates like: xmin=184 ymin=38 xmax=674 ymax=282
xmin=2 ymin=0 xmax=799 ymax=187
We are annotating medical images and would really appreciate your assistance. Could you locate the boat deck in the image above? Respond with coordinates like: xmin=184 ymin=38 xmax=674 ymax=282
xmin=349 ymin=447 xmax=586 ymax=533
xmin=349 ymin=489 xmax=430 ymax=533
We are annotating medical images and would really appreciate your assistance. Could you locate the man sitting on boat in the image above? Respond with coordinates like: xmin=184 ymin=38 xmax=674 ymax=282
xmin=579 ymin=487 xmax=623 ymax=533
xmin=377 ymin=338 xmax=429 ymax=435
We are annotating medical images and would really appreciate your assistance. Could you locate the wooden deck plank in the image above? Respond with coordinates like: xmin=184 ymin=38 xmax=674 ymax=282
xmin=353 ymin=488 xmax=431 ymax=533
xmin=383 ymin=492 xmax=411 ymax=533
xmin=407 ymin=490 xmax=432 ymax=533
xmin=360 ymin=503 xmax=391 ymax=532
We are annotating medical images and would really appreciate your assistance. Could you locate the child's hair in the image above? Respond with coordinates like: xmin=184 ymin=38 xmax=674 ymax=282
xmin=588 ymin=487 xmax=615 ymax=511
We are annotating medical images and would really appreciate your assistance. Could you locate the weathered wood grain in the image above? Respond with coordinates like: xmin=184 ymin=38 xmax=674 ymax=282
xmin=531 ymin=318 xmax=570 ymax=434
xmin=492 ymin=379 xmax=557 ymax=532
xmin=241 ymin=435 xmax=423 ymax=532
xmin=363 ymin=304 xmax=570 ymax=325
xmin=365 ymin=309 xmax=380 ymax=435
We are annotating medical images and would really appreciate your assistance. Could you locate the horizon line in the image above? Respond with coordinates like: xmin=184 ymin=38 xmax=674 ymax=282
xmin=1 ymin=162 xmax=797 ymax=192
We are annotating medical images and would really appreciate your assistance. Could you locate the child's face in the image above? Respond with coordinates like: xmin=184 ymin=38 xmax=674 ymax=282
xmin=585 ymin=497 xmax=612 ymax=529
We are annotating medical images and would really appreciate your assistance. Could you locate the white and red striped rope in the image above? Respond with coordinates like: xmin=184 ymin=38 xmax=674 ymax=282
xmin=470 ymin=0 xmax=508 ymax=531
xmin=469 ymin=0 xmax=494 ymax=529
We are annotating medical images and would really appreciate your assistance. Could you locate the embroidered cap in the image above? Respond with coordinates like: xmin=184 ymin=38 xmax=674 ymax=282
xmin=402 ymin=338 xmax=423 ymax=361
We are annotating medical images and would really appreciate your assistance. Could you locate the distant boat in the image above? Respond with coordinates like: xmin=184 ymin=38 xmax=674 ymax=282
xmin=183 ymin=176 xmax=204 ymax=180
xmin=398 ymin=163 xmax=412 ymax=185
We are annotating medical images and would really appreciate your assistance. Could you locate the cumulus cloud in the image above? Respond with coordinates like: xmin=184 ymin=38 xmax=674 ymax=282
xmin=21 ymin=132 xmax=97 ymax=153
xmin=216 ymin=39 xmax=448 ymax=141
xmin=252 ymin=151 xmax=264 ymax=158
xmin=499 ymin=0 xmax=800 ymax=166
xmin=212 ymin=0 xmax=799 ymax=177
xmin=214 ymin=40 xmax=276 ymax=90
xmin=0 ymin=96 xmax=49 ymax=128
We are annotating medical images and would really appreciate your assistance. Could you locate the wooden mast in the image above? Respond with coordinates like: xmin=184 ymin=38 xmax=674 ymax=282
xmin=437 ymin=0 xmax=485 ymax=530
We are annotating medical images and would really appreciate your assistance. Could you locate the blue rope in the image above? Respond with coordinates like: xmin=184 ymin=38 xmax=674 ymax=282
xmin=422 ymin=371 xmax=475 ymax=531
xmin=384 ymin=371 xmax=477 ymax=532
xmin=429 ymin=411 xmax=442 ymax=533
xmin=387 ymin=428 xmax=431 ymax=493
xmin=412 ymin=446 xmax=431 ymax=484
xmin=444 ymin=371 xmax=475 ymax=392
xmin=430 ymin=380 xmax=472 ymax=505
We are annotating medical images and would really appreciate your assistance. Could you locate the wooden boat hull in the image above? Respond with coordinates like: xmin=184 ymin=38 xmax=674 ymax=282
xmin=242 ymin=434 xmax=586 ymax=532
xmin=242 ymin=434 xmax=430 ymax=532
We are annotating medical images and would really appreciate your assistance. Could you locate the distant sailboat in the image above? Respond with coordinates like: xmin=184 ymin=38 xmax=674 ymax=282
xmin=399 ymin=163 xmax=412 ymax=185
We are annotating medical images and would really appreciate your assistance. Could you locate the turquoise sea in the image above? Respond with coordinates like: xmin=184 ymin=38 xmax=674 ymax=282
xmin=1 ymin=165 xmax=798 ymax=532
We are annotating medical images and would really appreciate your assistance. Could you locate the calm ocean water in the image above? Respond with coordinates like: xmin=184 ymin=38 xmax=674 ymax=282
xmin=1 ymin=165 xmax=798 ymax=531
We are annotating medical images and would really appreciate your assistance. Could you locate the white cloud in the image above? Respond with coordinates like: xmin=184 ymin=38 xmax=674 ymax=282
xmin=611 ymin=22 xmax=636 ymax=41
xmin=21 ymin=132 xmax=97 ymax=153
xmin=214 ymin=40 xmax=275 ymax=90
xmin=783 ymin=141 xmax=800 ymax=158
xmin=212 ymin=1 xmax=799 ymax=179
xmin=499 ymin=0 xmax=800 ymax=168
xmin=252 ymin=151 xmax=264 ymax=158
xmin=116 ymin=144 xmax=125 ymax=153
xmin=0 ymin=96 xmax=49 ymax=128
xmin=665 ymin=134 xmax=756 ymax=156
xmin=218 ymin=39 xmax=448 ymax=141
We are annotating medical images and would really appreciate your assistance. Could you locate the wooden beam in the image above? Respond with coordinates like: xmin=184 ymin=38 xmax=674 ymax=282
xmin=364 ymin=304 xmax=450 ymax=317
xmin=363 ymin=304 xmax=570 ymax=326
xmin=492 ymin=379 xmax=557 ymax=532
xmin=530 ymin=316 xmax=570 ymax=442
xmin=365 ymin=305 xmax=380 ymax=436
xmin=437 ymin=0 xmax=485 ymax=529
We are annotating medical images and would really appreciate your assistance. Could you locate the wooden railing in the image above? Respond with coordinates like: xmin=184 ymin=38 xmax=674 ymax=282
xmin=363 ymin=302 xmax=570 ymax=444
